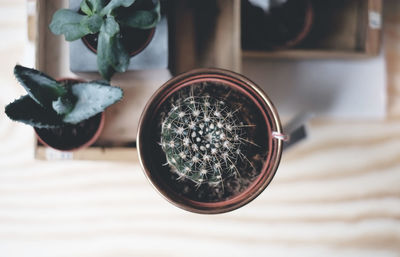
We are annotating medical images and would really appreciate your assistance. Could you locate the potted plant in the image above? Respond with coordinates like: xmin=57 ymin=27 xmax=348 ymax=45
xmin=49 ymin=0 xmax=161 ymax=81
xmin=137 ymin=68 xmax=285 ymax=214
xmin=242 ymin=0 xmax=313 ymax=49
xmin=5 ymin=65 xmax=123 ymax=151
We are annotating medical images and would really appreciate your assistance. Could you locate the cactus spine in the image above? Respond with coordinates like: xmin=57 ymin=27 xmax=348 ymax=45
xmin=161 ymin=95 xmax=247 ymax=186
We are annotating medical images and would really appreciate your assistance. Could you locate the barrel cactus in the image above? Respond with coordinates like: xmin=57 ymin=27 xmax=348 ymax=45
xmin=161 ymin=95 xmax=248 ymax=186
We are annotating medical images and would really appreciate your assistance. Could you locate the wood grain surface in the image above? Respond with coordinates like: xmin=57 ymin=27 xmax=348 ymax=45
xmin=0 ymin=1 xmax=399 ymax=256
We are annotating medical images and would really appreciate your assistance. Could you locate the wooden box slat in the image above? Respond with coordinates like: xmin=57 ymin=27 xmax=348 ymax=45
xmin=169 ymin=0 xmax=241 ymax=75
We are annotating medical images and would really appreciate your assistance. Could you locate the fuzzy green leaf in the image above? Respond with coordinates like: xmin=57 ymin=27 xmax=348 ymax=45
xmin=49 ymin=9 xmax=91 ymax=41
xmin=80 ymin=14 xmax=103 ymax=33
xmin=100 ymin=0 xmax=136 ymax=16
xmin=110 ymin=37 xmax=130 ymax=73
xmin=97 ymin=16 xmax=129 ymax=81
xmin=81 ymin=0 xmax=105 ymax=15
xmin=122 ymin=1 xmax=160 ymax=29
xmin=80 ymin=0 xmax=93 ymax=15
xmin=5 ymin=95 xmax=64 ymax=129
xmin=62 ymin=82 xmax=123 ymax=124
xmin=14 ymin=65 xmax=67 ymax=109
xmin=90 ymin=0 xmax=105 ymax=13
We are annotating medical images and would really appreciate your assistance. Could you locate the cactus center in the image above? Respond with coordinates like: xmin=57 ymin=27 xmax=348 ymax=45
xmin=161 ymin=96 xmax=246 ymax=186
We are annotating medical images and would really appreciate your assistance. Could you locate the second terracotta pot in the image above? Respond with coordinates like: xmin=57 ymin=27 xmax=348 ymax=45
xmin=34 ymin=78 xmax=105 ymax=152
xmin=242 ymin=0 xmax=314 ymax=49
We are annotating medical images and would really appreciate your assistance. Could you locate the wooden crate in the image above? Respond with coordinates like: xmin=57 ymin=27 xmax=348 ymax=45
xmin=242 ymin=0 xmax=383 ymax=59
xmin=34 ymin=0 xmax=168 ymax=161
xmin=34 ymin=0 xmax=241 ymax=161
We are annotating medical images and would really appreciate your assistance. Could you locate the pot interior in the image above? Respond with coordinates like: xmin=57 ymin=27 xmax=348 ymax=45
xmin=81 ymin=27 xmax=155 ymax=56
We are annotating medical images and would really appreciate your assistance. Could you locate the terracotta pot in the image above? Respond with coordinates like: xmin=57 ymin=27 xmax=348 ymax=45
xmin=80 ymin=0 xmax=156 ymax=57
xmin=276 ymin=0 xmax=313 ymax=49
xmin=34 ymin=78 xmax=105 ymax=152
xmin=137 ymin=68 xmax=284 ymax=214
xmin=242 ymin=0 xmax=314 ymax=49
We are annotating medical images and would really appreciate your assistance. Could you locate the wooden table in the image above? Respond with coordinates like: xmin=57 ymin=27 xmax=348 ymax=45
xmin=0 ymin=1 xmax=399 ymax=256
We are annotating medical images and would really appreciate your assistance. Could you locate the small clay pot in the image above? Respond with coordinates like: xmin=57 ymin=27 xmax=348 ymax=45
xmin=34 ymin=78 xmax=105 ymax=152
xmin=80 ymin=0 xmax=156 ymax=57
xmin=137 ymin=68 xmax=284 ymax=214
xmin=242 ymin=0 xmax=314 ymax=49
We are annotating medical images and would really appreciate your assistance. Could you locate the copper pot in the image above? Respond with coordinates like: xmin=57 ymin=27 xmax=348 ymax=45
xmin=137 ymin=68 xmax=284 ymax=214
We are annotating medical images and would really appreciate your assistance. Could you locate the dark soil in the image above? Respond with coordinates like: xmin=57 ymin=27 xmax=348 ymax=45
xmin=242 ymin=0 xmax=312 ymax=49
xmin=35 ymin=113 xmax=102 ymax=151
xmin=143 ymin=81 xmax=271 ymax=203
xmin=82 ymin=27 xmax=154 ymax=56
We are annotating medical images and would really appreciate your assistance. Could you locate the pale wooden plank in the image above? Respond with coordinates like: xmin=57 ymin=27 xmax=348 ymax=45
xmin=0 ymin=1 xmax=399 ymax=257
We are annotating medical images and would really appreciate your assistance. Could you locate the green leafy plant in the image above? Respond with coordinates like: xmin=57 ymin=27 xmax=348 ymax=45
xmin=5 ymin=65 xmax=123 ymax=128
xmin=49 ymin=0 xmax=161 ymax=81
xmin=160 ymin=95 xmax=249 ymax=187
